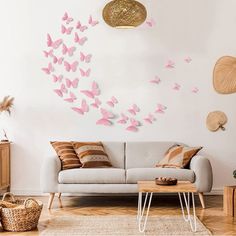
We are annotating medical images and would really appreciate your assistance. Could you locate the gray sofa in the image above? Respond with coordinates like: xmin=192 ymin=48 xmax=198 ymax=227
xmin=41 ymin=142 xmax=213 ymax=209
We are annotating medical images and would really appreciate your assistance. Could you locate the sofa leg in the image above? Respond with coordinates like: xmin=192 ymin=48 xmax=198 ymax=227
xmin=58 ymin=193 xmax=61 ymax=198
xmin=48 ymin=193 xmax=55 ymax=209
xmin=198 ymin=192 xmax=205 ymax=209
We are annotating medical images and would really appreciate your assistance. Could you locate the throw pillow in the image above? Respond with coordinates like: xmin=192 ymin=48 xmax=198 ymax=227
xmin=72 ymin=142 xmax=112 ymax=168
xmin=156 ymin=145 xmax=202 ymax=168
xmin=51 ymin=141 xmax=82 ymax=170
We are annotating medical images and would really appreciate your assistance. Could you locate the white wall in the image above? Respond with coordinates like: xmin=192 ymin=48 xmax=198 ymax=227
xmin=0 ymin=0 xmax=236 ymax=194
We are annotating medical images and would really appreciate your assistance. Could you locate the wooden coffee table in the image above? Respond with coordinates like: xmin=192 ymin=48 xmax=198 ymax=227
xmin=137 ymin=181 xmax=197 ymax=233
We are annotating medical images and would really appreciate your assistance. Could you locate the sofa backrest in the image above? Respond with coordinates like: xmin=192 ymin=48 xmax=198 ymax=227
xmin=103 ymin=142 xmax=125 ymax=168
xmin=126 ymin=142 xmax=179 ymax=169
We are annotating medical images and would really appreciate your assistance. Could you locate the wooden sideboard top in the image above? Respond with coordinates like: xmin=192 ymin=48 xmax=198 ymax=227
xmin=0 ymin=142 xmax=11 ymax=145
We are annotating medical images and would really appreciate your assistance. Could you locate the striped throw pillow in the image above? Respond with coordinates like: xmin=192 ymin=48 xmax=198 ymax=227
xmin=72 ymin=142 xmax=112 ymax=168
xmin=51 ymin=141 xmax=82 ymax=170
xmin=156 ymin=145 xmax=202 ymax=169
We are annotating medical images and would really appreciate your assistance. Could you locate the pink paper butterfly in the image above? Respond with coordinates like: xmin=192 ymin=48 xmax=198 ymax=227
xmin=155 ymin=104 xmax=167 ymax=114
xmin=62 ymin=12 xmax=74 ymax=24
xmin=144 ymin=114 xmax=156 ymax=124
xmin=64 ymin=92 xmax=77 ymax=103
xmin=80 ymin=52 xmax=92 ymax=63
xmin=91 ymin=98 xmax=101 ymax=108
xmin=52 ymin=74 xmax=63 ymax=83
xmin=107 ymin=96 xmax=118 ymax=107
xmin=76 ymin=21 xmax=88 ymax=32
xmin=128 ymin=104 xmax=140 ymax=115
xmin=71 ymin=99 xmax=89 ymax=115
xmin=150 ymin=76 xmax=161 ymax=84
xmin=43 ymin=49 xmax=54 ymax=58
xmin=52 ymin=56 xmax=64 ymax=65
xmin=79 ymin=68 xmax=91 ymax=77
xmin=126 ymin=118 xmax=140 ymax=132
xmin=117 ymin=113 xmax=129 ymax=124
xmin=192 ymin=87 xmax=199 ymax=93
xmin=47 ymin=34 xmax=63 ymax=49
xmin=184 ymin=56 xmax=192 ymax=63
xmin=96 ymin=108 xmax=114 ymax=126
xmin=62 ymin=44 xmax=76 ymax=56
xmin=61 ymin=25 xmax=73 ymax=35
xmin=54 ymin=84 xmax=68 ymax=97
xmin=42 ymin=63 xmax=54 ymax=74
xmin=65 ymin=78 xmax=79 ymax=88
xmin=74 ymin=33 xmax=88 ymax=46
xmin=165 ymin=60 xmax=175 ymax=69
xmin=80 ymin=81 xmax=100 ymax=99
xmin=146 ymin=18 xmax=156 ymax=27
xmin=173 ymin=83 xmax=181 ymax=90
xmin=64 ymin=61 xmax=79 ymax=72
xmin=88 ymin=15 xmax=99 ymax=27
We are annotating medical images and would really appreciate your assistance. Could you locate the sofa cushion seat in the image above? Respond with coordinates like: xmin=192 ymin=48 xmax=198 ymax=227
xmin=58 ymin=168 xmax=126 ymax=184
xmin=126 ymin=168 xmax=195 ymax=184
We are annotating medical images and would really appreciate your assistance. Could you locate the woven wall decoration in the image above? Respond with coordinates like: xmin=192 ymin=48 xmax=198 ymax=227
xmin=206 ymin=111 xmax=227 ymax=132
xmin=213 ymin=56 xmax=236 ymax=94
xmin=103 ymin=0 xmax=147 ymax=28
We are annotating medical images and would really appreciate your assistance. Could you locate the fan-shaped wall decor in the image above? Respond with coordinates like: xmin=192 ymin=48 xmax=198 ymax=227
xmin=206 ymin=111 xmax=227 ymax=132
xmin=213 ymin=56 xmax=236 ymax=94
xmin=102 ymin=0 xmax=147 ymax=28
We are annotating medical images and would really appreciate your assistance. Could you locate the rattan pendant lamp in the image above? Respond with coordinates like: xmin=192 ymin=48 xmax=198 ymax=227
xmin=103 ymin=0 xmax=147 ymax=28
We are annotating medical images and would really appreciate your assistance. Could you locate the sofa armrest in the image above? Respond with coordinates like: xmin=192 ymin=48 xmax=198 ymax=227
xmin=190 ymin=155 xmax=213 ymax=193
xmin=40 ymin=156 xmax=61 ymax=193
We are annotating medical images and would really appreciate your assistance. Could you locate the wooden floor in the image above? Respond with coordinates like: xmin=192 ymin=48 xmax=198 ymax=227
xmin=0 ymin=195 xmax=235 ymax=235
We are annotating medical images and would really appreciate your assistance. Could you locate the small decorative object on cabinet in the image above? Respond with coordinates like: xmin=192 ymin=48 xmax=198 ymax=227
xmin=223 ymin=186 xmax=236 ymax=217
xmin=0 ymin=142 xmax=11 ymax=193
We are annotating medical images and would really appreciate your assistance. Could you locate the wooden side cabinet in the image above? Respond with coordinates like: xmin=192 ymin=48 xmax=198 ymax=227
xmin=0 ymin=142 xmax=10 ymax=193
xmin=224 ymin=186 xmax=236 ymax=217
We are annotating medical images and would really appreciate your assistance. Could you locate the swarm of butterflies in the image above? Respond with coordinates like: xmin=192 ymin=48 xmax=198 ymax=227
xmin=42 ymin=12 xmax=198 ymax=132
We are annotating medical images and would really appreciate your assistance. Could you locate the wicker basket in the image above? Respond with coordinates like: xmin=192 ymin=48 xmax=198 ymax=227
xmin=0 ymin=193 xmax=43 ymax=232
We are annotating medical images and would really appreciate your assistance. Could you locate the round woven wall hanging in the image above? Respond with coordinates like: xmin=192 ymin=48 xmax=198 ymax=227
xmin=206 ymin=111 xmax=227 ymax=132
xmin=213 ymin=56 xmax=236 ymax=94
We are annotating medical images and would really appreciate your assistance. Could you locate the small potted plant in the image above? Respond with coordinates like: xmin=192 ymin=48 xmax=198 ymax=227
xmin=0 ymin=96 xmax=14 ymax=142
xmin=233 ymin=170 xmax=236 ymax=179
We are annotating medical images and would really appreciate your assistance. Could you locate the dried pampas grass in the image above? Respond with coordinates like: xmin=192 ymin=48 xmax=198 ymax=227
xmin=0 ymin=96 xmax=14 ymax=115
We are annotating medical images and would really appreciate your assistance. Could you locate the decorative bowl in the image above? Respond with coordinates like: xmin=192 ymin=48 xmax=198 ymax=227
xmin=155 ymin=177 xmax=178 ymax=186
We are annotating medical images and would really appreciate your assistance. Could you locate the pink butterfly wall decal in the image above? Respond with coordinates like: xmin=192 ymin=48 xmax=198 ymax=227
xmin=126 ymin=118 xmax=140 ymax=132
xmin=64 ymin=61 xmax=79 ymax=72
xmin=61 ymin=25 xmax=73 ymax=35
xmin=65 ymin=78 xmax=79 ymax=88
xmin=91 ymin=98 xmax=101 ymax=108
xmin=72 ymin=99 xmax=89 ymax=115
xmin=80 ymin=52 xmax=92 ymax=63
xmin=64 ymin=92 xmax=77 ymax=103
xmin=165 ymin=60 xmax=175 ymax=69
xmin=54 ymin=84 xmax=68 ymax=97
xmin=74 ymin=33 xmax=88 ymax=46
xmin=173 ymin=83 xmax=181 ymax=90
xmin=52 ymin=74 xmax=63 ymax=83
xmin=150 ymin=76 xmax=161 ymax=84
xmin=192 ymin=87 xmax=199 ymax=93
xmin=144 ymin=113 xmax=156 ymax=124
xmin=42 ymin=62 xmax=54 ymax=74
xmin=117 ymin=113 xmax=129 ymax=124
xmin=88 ymin=15 xmax=99 ymax=27
xmin=47 ymin=34 xmax=63 ymax=49
xmin=146 ymin=18 xmax=156 ymax=27
xmin=62 ymin=44 xmax=76 ymax=56
xmin=128 ymin=104 xmax=140 ymax=115
xmin=155 ymin=104 xmax=167 ymax=114
xmin=80 ymin=81 xmax=100 ymax=99
xmin=62 ymin=12 xmax=74 ymax=24
xmin=79 ymin=68 xmax=91 ymax=77
xmin=52 ymin=56 xmax=64 ymax=65
xmin=76 ymin=21 xmax=88 ymax=32
xmin=96 ymin=108 xmax=114 ymax=126
xmin=43 ymin=49 xmax=54 ymax=58
xmin=184 ymin=56 xmax=192 ymax=63
xmin=107 ymin=96 xmax=118 ymax=107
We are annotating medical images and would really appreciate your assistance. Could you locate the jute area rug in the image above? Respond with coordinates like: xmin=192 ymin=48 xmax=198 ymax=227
xmin=40 ymin=215 xmax=212 ymax=236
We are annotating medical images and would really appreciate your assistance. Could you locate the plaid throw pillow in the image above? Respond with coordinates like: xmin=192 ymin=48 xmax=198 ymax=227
xmin=72 ymin=142 xmax=112 ymax=168
xmin=156 ymin=145 xmax=202 ymax=169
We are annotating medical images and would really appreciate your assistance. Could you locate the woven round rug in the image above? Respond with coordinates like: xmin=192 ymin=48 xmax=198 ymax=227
xmin=40 ymin=215 xmax=212 ymax=235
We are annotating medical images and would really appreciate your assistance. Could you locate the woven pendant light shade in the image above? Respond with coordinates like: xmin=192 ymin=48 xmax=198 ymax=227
xmin=103 ymin=0 xmax=147 ymax=28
